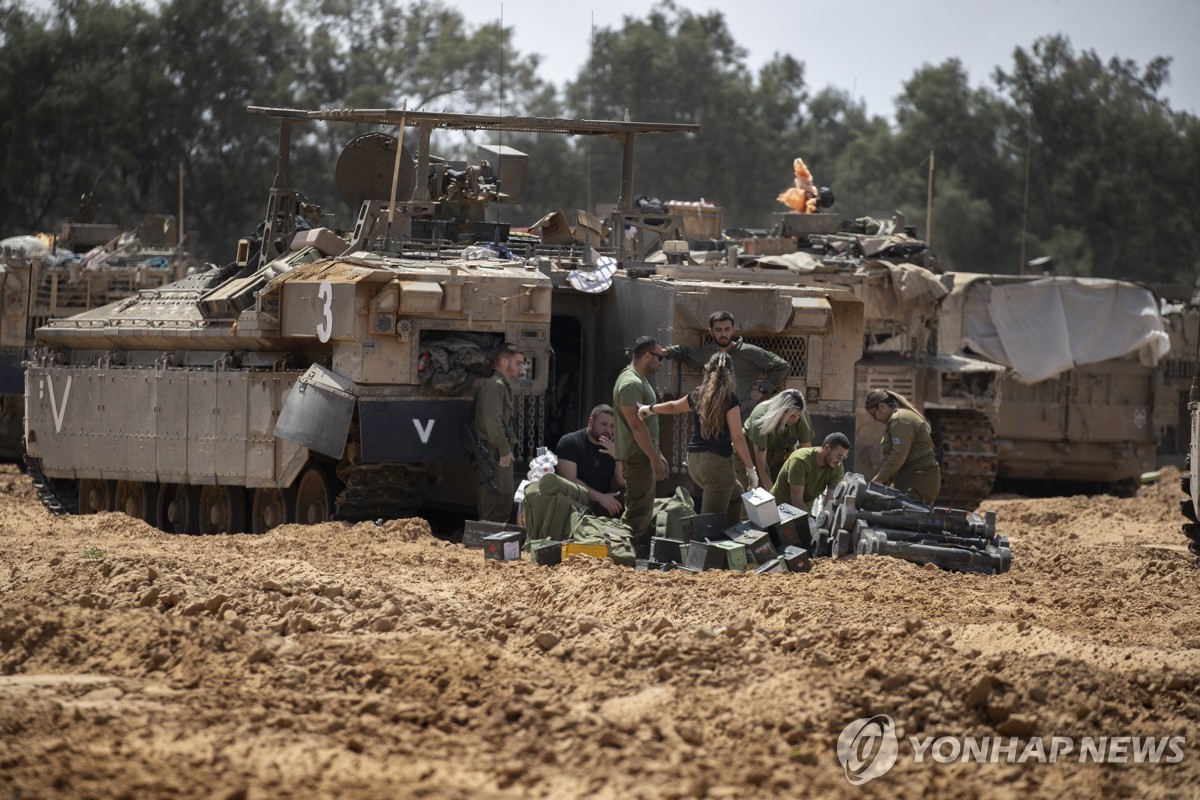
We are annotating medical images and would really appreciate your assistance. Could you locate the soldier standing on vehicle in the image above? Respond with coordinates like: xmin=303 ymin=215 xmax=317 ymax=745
xmin=614 ymin=336 xmax=669 ymax=557
xmin=770 ymin=432 xmax=850 ymax=512
xmin=663 ymin=311 xmax=790 ymax=421
xmin=865 ymin=388 xmax=941 ymax=504
xmin=474 ymin=343 xmax=525 ymax=522
xmin=555 ymin=404 xmax=625 ymax=516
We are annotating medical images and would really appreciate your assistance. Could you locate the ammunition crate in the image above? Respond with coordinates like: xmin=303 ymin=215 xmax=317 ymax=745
xmin=771 ymin=504 xmax=812 ymax=550
xmin=742 ymin=488 xmax=781 ymax=528
xmin=709 ymin=540 xmax=749 ymax=572
xmin=483 ymin=531 xmax=522 ymax=561
xmin=563 ymin=542 xmax=609 ymax=559
xmin=685 ymin=540 xmax=727 ymax=571
xmin=733 ymin=529 xmax=777 ymax=565
xmin=651 ymin=537 xmax=688 ymax=564
xmin=463 ymin=520 xmax=526 ymax=549
xmin=782 ymin=546 xmax=812 ymax=573
xmin=680 ymin=513 xmax=726 ymax=543
xmin=754 ymin=556 xmax=787 ymax=574
xmin=529 ymin=539 xmax=562 ymax=567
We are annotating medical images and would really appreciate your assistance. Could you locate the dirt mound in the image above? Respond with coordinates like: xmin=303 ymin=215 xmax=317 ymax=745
xmin=2 ymin=466 xmax=1197 ymax=798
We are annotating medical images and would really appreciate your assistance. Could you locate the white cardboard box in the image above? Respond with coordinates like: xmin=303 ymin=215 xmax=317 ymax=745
xmin=742 ymin=487 xmax=781 ymax=528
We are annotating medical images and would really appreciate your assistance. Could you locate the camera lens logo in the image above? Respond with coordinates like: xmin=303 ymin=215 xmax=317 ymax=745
xmin=837 ymin=714 xmax=899 ymax=785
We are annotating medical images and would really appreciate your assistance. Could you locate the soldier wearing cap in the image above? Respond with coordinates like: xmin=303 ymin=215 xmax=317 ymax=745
xmin=864 ymin=388 xmax=941 ymax=504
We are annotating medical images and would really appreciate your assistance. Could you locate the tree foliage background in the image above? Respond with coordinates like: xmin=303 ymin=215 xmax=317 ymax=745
xmin=2 ymin=0 xmax=1197 ymax=284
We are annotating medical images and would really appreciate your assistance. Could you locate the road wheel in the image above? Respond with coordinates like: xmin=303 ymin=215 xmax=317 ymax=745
xmin=293 ymin=466 xmax=336 ymax=525
xmin=157 ymin=483 xmax=201 ymax=534
xmin=114 ymin=481 xmax=156 ymax=523
xmin=199 ymin=485 xmax=247 ymax=534
xmin=78 ymin=478 xmax=114 ymax=514
xmin=250 ymin=487 xmax=292 ymax=534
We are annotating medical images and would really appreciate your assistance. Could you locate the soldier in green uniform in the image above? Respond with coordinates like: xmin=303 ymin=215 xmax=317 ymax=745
xmin=663 ymin=311 xmax=790 ymax=423
xmin=474 ymin=343 xmax=526 ymax=522
xmin=613 ymin=336 xmax=669 ymax=557
xmin=740 ymin=389 xmax=814 ymax=488
xmin=865 ymin=388 xmax=941 ymax=504
xmin=771 ymin=432 xmax=850 ymax=511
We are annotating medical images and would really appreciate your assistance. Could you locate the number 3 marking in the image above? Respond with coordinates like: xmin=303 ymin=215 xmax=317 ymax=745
xmin=316 ymin=280 xmax=333 ymax=343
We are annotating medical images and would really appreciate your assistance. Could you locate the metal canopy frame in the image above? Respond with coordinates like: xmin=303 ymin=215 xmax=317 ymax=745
xmin=247 ymin=105 xmax=699 ymax=265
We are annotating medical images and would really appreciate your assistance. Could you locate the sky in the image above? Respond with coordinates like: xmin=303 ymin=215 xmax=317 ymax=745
xmin=447 ymin=0 xmax=1199 ymax=120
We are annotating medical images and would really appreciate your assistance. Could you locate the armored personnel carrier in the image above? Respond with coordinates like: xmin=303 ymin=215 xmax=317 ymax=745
xmin=716 ymin=212 xmax=1002 ymax=508
xmin=0 ymin=217 xmax=198 ymax=460
xmin=24 ymin=105 xmax=865 ymax=532
xmin=938 ymin=272 xmax=1170 ymax=495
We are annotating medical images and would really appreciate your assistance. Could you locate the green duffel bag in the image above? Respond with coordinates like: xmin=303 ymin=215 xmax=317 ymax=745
xmin=521 ymin=472 xmax=590 ymax=543
xmin=652 ymin=485 xmax=697 ymax=542
xmin=567 ymin=511 xmax=637 ymax=567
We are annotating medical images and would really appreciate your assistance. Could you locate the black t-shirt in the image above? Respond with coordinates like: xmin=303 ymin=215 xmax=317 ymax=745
xmin=555 ymin=428 xmax=616 ymax=492
xmin=686 ymin=389 xmax=740 ymax=456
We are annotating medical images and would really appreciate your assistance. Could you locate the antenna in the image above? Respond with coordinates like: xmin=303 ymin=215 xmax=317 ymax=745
xmin=586 ymin=12 xmax=594 ymax=217
xmin=499 ymin=3 xmax=505 ymax=118
xmin=384 ymin=98 xmax=409 ymax=246
xmin=496 ymin=3 xmax=504 ymax=226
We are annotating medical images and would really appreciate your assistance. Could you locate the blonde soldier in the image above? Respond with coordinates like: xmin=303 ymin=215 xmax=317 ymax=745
xmin=473 ymin=343 xmax=525 ymax=522
xmin=864 ymin=388 xmax=941 ymax=504
xmin=739 ymin=389 xmax=814 ymax=488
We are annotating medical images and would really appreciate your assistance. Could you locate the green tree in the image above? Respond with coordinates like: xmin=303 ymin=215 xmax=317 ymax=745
xmin=995 ymin=35 xmax=1198 ymax=282
xmin=561 ymin=1 xmax=767 ymax=226
xmin=893 ymin=60 xmax=1018 ymax=272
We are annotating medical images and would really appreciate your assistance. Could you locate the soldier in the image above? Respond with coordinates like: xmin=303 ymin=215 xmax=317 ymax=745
xmin=663 ymin=310 xmax=790 ymax=421
xmin=640 ymin=352 xmax=758 ymax=525
xmin=555 ymin=404 xmax=625 ymax=516
xmin=864 ymin=388 xmax=941 ymax=504
xmin=614 ymin=336 xmax=669 ymax=557
xmin=474 ymin=343 xmax=525 ymax=522
xmin=770 ymin=432 xmax=851 ymax=512
xmin=740 ymin=388 xmax=814 ymax=489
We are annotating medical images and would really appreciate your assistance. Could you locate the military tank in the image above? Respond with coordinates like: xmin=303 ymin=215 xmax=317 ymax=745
xmin=23 ymin=105 xmax=869 ymax=533
xmin=0 ymin=216 xmax=198 ymax=460
xmin=24 ymin=107 xmax=661 ymax=530
xmin=938 ymin=272 xmax=1170 ymax=496
xmin=709 ymin=212 xmax=1002 ymax=508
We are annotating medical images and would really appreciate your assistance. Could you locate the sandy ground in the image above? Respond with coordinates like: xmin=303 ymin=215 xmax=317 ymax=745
xmin=1 ymin=464 xmax=1198 ymax=799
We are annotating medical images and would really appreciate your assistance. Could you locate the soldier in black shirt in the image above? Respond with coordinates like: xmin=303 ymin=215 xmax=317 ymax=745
xmin=555 ymin=404 xmax=625 ymax=516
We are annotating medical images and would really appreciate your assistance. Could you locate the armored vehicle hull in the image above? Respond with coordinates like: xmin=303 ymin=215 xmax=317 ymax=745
xmin=1 ymin=217 xmax=197 ymax=460
xmin=939 ymin=273 xmax=1169 ymax=494
xmin=24 ymin=106 xmax=866 ymax=532
xmin=727 ymin=214 xmax=1002 ymax=508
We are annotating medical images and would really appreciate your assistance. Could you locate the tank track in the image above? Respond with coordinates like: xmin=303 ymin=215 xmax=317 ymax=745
xmin=24 ymin=454 xmax=78 ymax=516
xmin=333 ymin=463 xmax=435 ymax=522
xmin=927 ymin=410 xmax=997 ymax=510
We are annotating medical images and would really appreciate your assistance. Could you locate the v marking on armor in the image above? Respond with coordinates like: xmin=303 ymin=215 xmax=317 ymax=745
xmin=46 ymin=374 xmax=72 ymax=434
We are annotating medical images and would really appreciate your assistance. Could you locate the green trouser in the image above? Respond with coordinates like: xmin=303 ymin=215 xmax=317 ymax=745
xmin=690 ymin=450 xmax=744 ymax=527
xmin=477 ymin=457 xmax=515 ymax=523
xmin=893 ymin=463 xmax=941 ymax=506
xmin=620 ymin=450 xmax=656 ymax=555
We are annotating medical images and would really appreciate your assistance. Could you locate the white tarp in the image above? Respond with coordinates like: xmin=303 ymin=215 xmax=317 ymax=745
xmin=962 ymin=277 xmax=1171 ymax=384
